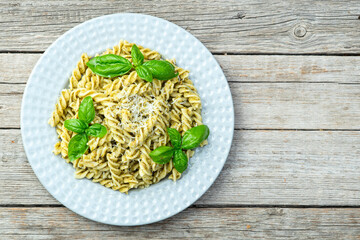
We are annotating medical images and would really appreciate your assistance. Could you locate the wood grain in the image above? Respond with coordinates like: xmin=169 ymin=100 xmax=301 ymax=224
xmin=1 ymin=207 xmax=360 ymax=239
xmin=2 ymin=0 xmax=360 ymax=237
xmin=4 ymin=83 xmax=360 ymax=129
xmin=2 ymin=54 xmax=360 ymax=129
xmin=2 ymin=129 xmax=360 ymax=206
xmin=1 ymin=0 xmax=360 ymax=54
xmin=218 ymin=55 xmax=360 ymax=84
xmin=0 ymin=54 xmax=38 ymax=84
xmin=3 ymin=54 xmax=360 ymax=84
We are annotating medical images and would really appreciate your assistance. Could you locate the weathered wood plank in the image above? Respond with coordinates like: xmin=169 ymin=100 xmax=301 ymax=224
xmin=218 ymin=55 xmax=360 ymax=84
xmin=3 ymin=54 xmax=360 ymax=84
xmin=2 ymin=129 xmax=360 ymax=206
xmin=1 ymin=0 xmax=360 ymax=54
xmin=0 ymin=85 xmax=22 ymax=128
xmin=1 ymin=207 xmax=360 ymax=239
xmin=3 ymin=81 xmax=360 ymax=129
xmin=0 ymin=54 xmax=39 ymax=84
xmin=2 ymin=54 xmax=360 ymax=129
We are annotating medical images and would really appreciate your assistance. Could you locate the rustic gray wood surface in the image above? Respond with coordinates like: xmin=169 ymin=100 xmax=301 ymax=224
xmin=1 ymin=0 xmax=360 ymax=239
xmin=1 ymin=207 xmax=360 ymax=239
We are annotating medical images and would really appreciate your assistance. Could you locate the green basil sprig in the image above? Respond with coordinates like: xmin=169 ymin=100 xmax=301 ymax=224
xmin=68 ymin=133 xmax=89 ymax=161
xmin=86 ymin=123 xmax=107 ymax=138
xmin=173 ymin=149 xmax=188 ymax=173
xmin=64 ymin=119 xmax=88 ymax=133
xmin=149 ymin=125 xmax=210 ymax=173
xmin=86 ymin=44 xmax=178 ymax=82
xmin=86 ymin=54 xmax=132 ymax=78
xmin=149 ymin=146 xmax=175 ymax=164
xmin=181 ymin=125 xmax=210 ymax=150
xmin=143 ymin=60 xmax=178 ymax=81
xmin=64 ymin=96 xmax=107 ymax=162
xmin=135 ymin=65 xmax=153 ymax=83
xmin=131 ymin=44 xmax=144 ymax=67
xmin=167 ymin=127 xmax=182 ymax=149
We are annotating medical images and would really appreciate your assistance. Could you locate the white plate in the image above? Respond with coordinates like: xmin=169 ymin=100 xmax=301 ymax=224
xmin=21 ymin=13 xmax=234 ymax=226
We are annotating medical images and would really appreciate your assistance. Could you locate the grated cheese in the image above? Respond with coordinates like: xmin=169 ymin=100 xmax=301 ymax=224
xmin=112 ymin=89 xmax=163 ymax=132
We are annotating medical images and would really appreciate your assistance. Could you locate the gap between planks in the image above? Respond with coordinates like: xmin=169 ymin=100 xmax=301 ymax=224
xmin=3 ymin=127 xmax=360 ymax=131
xmin=3 ymin=81 xmax=360 ymax=85
xmin=2 ymin=204 xmax=360 ymax=209
xmin=2 ymin=50 xmax=360 ymax=57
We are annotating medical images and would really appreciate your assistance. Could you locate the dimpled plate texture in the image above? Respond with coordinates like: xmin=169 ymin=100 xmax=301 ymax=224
xmin=21 ymin=13 xmax=234 ymax=226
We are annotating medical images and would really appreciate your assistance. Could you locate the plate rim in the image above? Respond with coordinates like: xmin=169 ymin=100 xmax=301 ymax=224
xmin=21 ymin=12 xmax=234 ymax=226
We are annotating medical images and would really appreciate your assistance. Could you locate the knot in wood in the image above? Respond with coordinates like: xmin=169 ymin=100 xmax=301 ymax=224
xmin=236 ymin=12 xmax=245 ymax=19
xmin=294 ymin=25 xmax=307 ymax=38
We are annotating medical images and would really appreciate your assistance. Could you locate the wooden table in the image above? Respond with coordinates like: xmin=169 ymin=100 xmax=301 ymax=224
xmin=1 ymin=1 xmax=360 ymax=239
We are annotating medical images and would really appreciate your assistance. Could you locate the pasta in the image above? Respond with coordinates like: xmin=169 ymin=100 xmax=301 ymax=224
xmin=49 ymin=40 xmax=206 ymax=193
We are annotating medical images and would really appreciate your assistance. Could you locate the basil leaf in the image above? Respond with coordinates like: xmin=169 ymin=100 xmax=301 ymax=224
xmin=68 ymin=133 xmax=89 ymax=162
xmin=86 ymin=54 xmax=132 ymax=78
xmin=78 ymin=96 xmax=95 ymax=124
xmin=181 ymin=125 xmax=210 ymax=150
xmin=149 ymin=146 xmax=174 ymax=164
xmin=85 ymin=123 xmax=107 ymax=138
xmin=136 ymin=65 xmax=153 ymax=82
xmin=64 ymin=119 xmax=88 ymax=133
xmin=143 ymin=60 xmax=179 ymax=80
xmin=173 ymin=149 xmax=188 ymax=173
xmin=131 ymin=44 xmax=144 ymax=67
xmin=167 ymin=128 xmax=182 ymax=149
